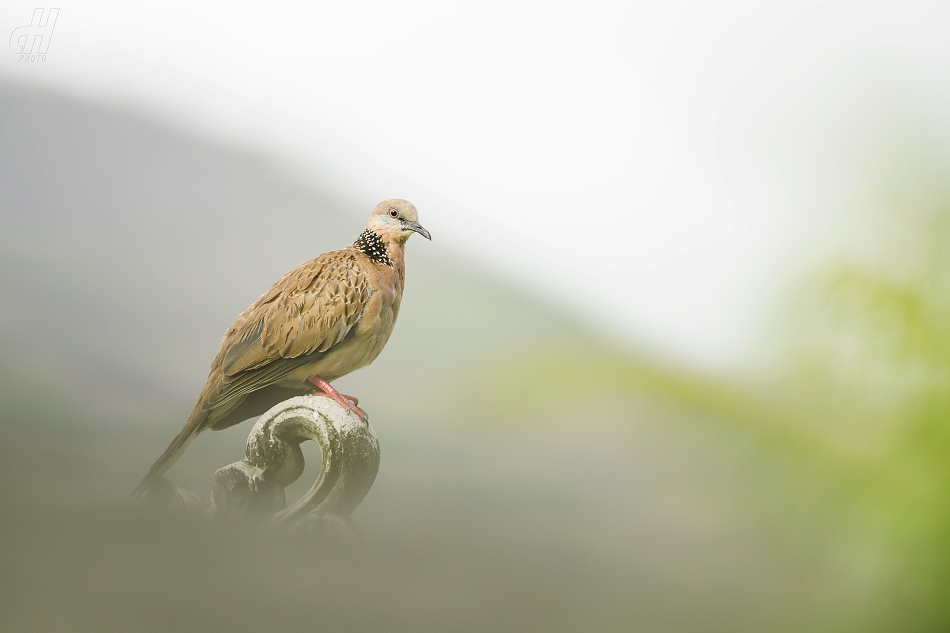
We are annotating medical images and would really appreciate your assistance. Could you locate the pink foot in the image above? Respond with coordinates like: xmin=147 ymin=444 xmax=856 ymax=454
xmin=311 ymin=389 xmax=360 ymax=406
xmin=307 ymin=376 xmax=368 ymax=421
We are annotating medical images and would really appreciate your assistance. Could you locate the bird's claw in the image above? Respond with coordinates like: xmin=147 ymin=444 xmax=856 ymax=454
xmin=308 ymin=377 xmax=367 ymax=421
xmin=311 ymin=389 xmax=367 ymax=421
xmin=339 ymin=397 xmax=369 ymax=422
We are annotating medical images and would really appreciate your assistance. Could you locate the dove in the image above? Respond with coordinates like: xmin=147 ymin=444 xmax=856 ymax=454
xmin=135 ymin=199 xmax=429 ymax=495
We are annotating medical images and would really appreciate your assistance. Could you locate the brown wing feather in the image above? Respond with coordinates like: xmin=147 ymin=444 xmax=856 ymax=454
xmin=203 ymin=250 xmax=371 ymax=410
xmin=201 ymin=356 xmax=313 ymax=411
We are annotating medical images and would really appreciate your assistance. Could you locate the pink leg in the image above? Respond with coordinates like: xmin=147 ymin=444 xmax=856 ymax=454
xmin=312 ymin=389 xmax=359 ymax=406
xmin=308 ymin=376 xmax=367 ymax=421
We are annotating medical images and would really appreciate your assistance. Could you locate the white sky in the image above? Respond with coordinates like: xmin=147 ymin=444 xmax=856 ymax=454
xmin=3 ymin=0 xmax=950 ymax=369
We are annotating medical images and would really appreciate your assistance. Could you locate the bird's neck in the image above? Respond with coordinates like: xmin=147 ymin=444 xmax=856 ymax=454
xmin=353 ymin=228 xmax=406 ymax=273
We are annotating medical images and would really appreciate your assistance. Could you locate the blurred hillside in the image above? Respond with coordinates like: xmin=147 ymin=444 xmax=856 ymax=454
xmin=0 ymin=81 xmax=940 ymax=632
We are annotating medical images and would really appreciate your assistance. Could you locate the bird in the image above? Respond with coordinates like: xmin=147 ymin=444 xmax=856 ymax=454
xmin=135 ymin=199 xmax=430 ymax=496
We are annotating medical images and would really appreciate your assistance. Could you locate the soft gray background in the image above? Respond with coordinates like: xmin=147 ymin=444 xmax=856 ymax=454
xmin=4 ymin=2 xmax=950 ymax=630
xmin=0 ymin=82 xmax=875 ymax=632
xmin=5 ymin=0 xmax=950 ymax=369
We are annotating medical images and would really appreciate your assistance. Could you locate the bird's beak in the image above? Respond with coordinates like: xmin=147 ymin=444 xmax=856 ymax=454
xmin=405 ymin=221 xmax=432 ymax=240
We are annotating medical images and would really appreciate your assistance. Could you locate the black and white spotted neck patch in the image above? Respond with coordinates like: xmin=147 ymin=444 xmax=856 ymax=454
xmin=353 ymin=229 xmax=393 ymax=267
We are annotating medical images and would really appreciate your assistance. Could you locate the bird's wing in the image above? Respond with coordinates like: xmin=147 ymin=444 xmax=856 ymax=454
xmin=202 ymin=250 xmax=371 ymax=410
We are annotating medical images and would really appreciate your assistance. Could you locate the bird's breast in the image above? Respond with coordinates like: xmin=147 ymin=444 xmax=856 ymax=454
xmin=279 ymin=267 xmax=403 ymax=386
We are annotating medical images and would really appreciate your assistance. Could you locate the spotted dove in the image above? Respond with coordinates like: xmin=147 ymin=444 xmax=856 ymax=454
xmin=136 ymin=199 xmax=430 ymax=495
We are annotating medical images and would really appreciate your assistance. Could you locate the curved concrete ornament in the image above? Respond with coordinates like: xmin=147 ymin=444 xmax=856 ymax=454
xmin=206 ymin=395 xmax=380 ymax=527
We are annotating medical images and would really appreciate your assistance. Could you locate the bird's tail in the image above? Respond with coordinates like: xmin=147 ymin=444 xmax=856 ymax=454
xmin=133 ymin=410 xmax=207 ymax=499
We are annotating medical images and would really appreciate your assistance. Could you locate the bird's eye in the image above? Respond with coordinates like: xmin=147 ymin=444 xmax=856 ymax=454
xmin=389 ymin=208 xmax=399 ymax=218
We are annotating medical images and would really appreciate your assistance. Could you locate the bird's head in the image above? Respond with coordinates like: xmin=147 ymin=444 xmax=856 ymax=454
xmin=366 ymin=199 xmax=431 ymax=244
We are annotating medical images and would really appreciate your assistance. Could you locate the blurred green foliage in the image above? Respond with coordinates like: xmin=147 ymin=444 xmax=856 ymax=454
xmin=781 ymin=201 xmax=950 ymax=631
xmin=454 ymin=192 xmax=950 ymax=630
